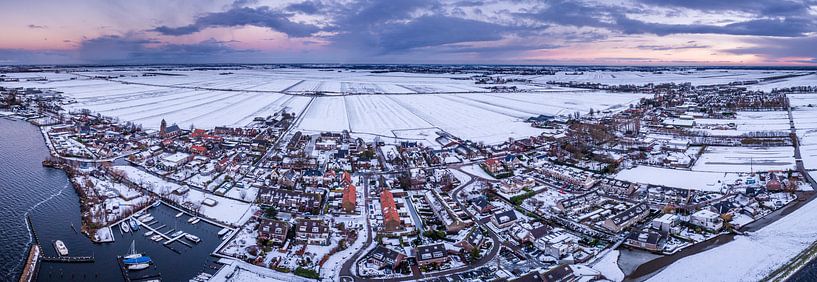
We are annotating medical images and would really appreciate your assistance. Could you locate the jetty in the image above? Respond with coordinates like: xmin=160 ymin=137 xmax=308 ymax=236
xmin=164 ymin=233 xmax=193 ymax=248
xmin=41 ymin=255 xmax=95 ymax=263
xmin=116 ymin=256 xmax=161 ymax=282
xmin=18 ymin=244 xmax=40 ymax=282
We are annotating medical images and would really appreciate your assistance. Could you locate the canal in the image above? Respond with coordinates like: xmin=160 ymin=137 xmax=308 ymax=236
xmin=0 ymin=118 xmax=223 ymax=281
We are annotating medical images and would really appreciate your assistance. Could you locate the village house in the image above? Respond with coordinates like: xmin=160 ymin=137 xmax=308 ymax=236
xmin=415 ymin=243 xmax=449 ymax=267
xmin=651 ymin=213 xmax=680 ymax=234
xmin=367 ymin=246 xmax=406 ymax=270
xmin=491 ymin=209 xmax=519 ymax=229
xmin=497 ymin=176 xmax=536 ymax=194
xmin=689 ymin=209 xmax=724 ymax=232
xmin=258 ymin=218 xmax=289 ymax=245
xmin=257 ymin=188 xmax=323 ymax=215
xmin=625 ymin=229 xmax=667 ymax=252
xmin=534 ymin=231 xmax=580 ymax=261
xmin=602 ymin=203 xmax=650 ymax=233
xmin=381 ymin=188 xmax=403 ymax=232
xmin=470 ymin=197 xmax=493 ymax=215
xmin=159 ymin=152 xmax=191 ymax=170
xmin=342 ymin=184 xmax=357 ymax=214
xmin=295 ymin=218 xmax=330 ymax=245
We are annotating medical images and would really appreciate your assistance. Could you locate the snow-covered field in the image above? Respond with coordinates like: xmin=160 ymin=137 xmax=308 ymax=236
xmin=691 ymin=146 xmax=795 ymax=173
xmin=746 ymin=73 xmax=817 ymax=92
xmin=297 ymin=91 xmax=645 ymax=143
xmin=790 ymin=96 xmax=817 ymax=170
xmin=2 ymin=69 xmax=646 ymax=144
xmin=534 ymin=70 xmax=810 ymax=87
xmin=694 ymin=111 xmax=791 ymax=136
xmin=615 ymin=166 xmax=743 ymax=191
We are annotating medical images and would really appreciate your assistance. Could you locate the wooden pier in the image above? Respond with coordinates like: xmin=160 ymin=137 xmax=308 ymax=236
xmin=41 ymin=255 xmax=95 ymax=263
xmin=135 ymin=219 xmax=171 ymax=240
xmin=164 ymin=234 xmax=193 ymax=248
xmin=116 ymin=256 xmax=161 ymax=282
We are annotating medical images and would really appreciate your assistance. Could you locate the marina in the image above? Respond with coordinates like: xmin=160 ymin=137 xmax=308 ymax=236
xmin=0 ymin=116 xmax=224 ymax=281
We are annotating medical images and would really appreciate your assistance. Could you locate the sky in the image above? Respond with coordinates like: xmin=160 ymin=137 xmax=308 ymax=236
xmin=0 ymin=0 xmax=816 ymax=66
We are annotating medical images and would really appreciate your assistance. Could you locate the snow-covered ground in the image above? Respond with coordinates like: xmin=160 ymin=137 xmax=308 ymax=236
xmin=746 ymin=73 xmax=817 ymax=92
xmin=115 ymin=165 xmax=255 ymax=225
xmin=691 ymin=146 xmax=795 ymax=173
xmin=592 ymin=250 xmax=624 ymax=282
xmin=1 ymin=69 xmax=646 ymax=144
xmin=615 ymin=166 xmax=743 ymax=191
xmin=790 ymin=99 xmax=817 ymax=170
xmin=694 ymin=111 xmax=791 ymax=136
xmin=533 ymin=70 xmax=810 ymax=87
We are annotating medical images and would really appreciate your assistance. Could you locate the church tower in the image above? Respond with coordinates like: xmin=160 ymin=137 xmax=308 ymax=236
xmin=160 ymin=119 xmax=167 ymax=137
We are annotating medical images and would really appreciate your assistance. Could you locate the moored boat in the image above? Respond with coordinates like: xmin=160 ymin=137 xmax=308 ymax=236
xmin=187 ymin=217 xmax=197 ymax=223
xmin=217 ymin=228 xmax=230 ymax=237
xmin=152 ymin=201 xmax=161 ymax=208
xmin=129 ymin=218 xmax=140 ymax=231
xmin=190 ymin=218 xmax=201 ymax=224
xmin=175 ymin=212 xmax=184 ymax=218
xmin=123 ymin=256 xmax=152 ymax=265
xmin=150 ymin=235 xmax=163 ymax=241
xmin=144 ymin=231 xmax=154 ymax=236
xmin=128 ymin=263 xmax=150 ymax=271
xmin=184 ymin=234 xmax=201 ymax=243
xmin=120 ymin=222 xmax=130 ymax=233
xmin=140 ymin=216 xmax=154 ymax=223
xmin=54 ymin=240 xmax=68 ymax=256
xmin=124 ymin=240 xmax=142 ymax=259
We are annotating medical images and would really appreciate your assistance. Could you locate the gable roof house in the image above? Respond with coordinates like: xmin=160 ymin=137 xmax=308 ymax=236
xmin=367 ymin=246 xmax=406 ymax=270
xmin=295 ymin=218 xmax=330 ymax=245
xmin=415 ymin=243 xmax=449 ymax=267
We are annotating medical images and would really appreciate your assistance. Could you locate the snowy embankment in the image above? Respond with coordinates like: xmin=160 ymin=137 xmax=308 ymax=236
xmin=647 ymin=191 xmax=817 ymax=282
xmin=115 ymin=166 xmax=254 ymax=225
xmin=592 ymin=250 xmax=624 ymax=282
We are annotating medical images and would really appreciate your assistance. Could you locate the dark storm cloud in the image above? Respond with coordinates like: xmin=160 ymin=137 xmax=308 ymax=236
xmin=324 ymin=0 xmax=513 ymax=52
xmin=286 ymin=1 xmax=323 ymax=14
xmin=614 ymin=16 xmax=815 ymax=37
xmin=363 ymin=15 xmax=509 ymax=52
xmin=636 ymin=0 xmax=815 ymax=16
xmin=77 ymin=35 xmax=254 ymax=63
xmin=0 ymin=48 xmax=73 ymax=64
xmin=152 ymin=6 xmax=320 ymax=37
xmin=518 ymin=0 xmax=816 ymax=37
xmin=725 ymin=36 xmax=817 ymax=61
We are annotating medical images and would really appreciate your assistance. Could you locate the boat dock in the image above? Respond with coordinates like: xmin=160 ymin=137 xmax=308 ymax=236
xmin=135 ymin=219 xmax=171 ymax=240
xmin=116 ymin=256 xmax=161 ymax=282
xmin=41 ymin=255 xmax=95 ymax=263
xmin=164 ymin=233 xmax=193 ymax=248
xmin=18 ymin=244 xmax=40 ymax=282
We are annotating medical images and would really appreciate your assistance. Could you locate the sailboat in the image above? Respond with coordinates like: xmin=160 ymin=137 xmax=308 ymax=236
xmin=124 ymin=240 xmax=142 ymax=259
xmin=123 ymin=256 xmax=152 ymax=265
xmin=128 ymin=263 xmax=150 ymax=270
